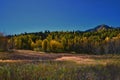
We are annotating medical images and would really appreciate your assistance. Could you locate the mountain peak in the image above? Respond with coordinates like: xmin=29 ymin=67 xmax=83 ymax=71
xmin=95 ymin=24 xmax=112 ymax=30
xmin=86 ymin=24 xmax=113 ymax=32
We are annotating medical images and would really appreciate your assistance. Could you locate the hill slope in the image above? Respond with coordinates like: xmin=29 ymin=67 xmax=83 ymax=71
xmin=86 ymin=24 xmax=114 ymax=32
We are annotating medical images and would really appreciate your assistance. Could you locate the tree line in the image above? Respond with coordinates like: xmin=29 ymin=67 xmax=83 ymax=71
xmin=0 ymin=33 xmax=8 ymax=51
xmin=4 ymin=28 xmax=120 ymax=54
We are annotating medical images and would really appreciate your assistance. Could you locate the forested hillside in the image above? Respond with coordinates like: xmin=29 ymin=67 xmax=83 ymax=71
xmin=6 ymin=24 xmax=120 ymax=54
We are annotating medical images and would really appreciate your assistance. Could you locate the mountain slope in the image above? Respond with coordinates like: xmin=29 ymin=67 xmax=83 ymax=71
xmin=86 ymin=24 xmax=114 ymax=32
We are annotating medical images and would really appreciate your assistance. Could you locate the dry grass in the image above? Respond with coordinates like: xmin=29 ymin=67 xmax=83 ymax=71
xmin=0 ymin=50 xmax=120 ymax=65
xmin=0 ymin=50 xmax=120 ymax=80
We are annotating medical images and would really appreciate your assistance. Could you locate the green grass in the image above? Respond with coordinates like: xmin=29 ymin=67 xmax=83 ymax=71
xmin=0 ymin=60 xmax=120 ymax=80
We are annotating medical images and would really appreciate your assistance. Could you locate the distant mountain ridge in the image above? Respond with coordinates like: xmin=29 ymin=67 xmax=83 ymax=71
xmin=6 ymin=24 xmax=120 ymax=36
xmin=85 ymin=24 xmax=116 ymax=32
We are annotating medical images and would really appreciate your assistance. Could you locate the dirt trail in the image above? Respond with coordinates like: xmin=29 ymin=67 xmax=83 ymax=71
xmin=56 ymin=56 xmax=99 ymax=64
xmin=0 ymin=60 xmax=33 ymax=63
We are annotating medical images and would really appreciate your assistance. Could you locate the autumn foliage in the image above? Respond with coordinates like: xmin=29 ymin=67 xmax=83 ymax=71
xmin=6 ymin=26 xmax=120 ymax=54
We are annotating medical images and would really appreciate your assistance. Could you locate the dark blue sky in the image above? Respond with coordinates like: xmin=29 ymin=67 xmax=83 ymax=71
xmin=0 ymin=0 xmax=120 ymax=34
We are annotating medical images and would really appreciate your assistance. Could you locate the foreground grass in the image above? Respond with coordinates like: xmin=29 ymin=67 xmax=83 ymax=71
xmin=0 ymin=60 xmax=120 ymax=80
xmin=0 ymin=51 xmax=120 ymax=80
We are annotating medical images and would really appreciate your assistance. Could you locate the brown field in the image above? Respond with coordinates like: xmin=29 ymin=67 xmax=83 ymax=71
xmin=0 ymin=50 xmax=119 ymax=65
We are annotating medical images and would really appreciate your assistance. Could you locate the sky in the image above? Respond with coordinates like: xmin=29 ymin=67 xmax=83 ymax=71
xmin=0 ymin=0 xmax=120 ymax=35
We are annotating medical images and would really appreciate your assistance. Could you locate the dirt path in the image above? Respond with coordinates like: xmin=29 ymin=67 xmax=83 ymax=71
xmin=55 ymin=56 xmax=106 ymax=64
xmin=0 ymin=60 xmax=33 ymax=63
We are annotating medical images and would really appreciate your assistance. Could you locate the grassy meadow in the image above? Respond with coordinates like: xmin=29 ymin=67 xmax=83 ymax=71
xmin=0 ymin=51 xmax=120 ymax=80
xmin=0 ymin=60 xmax=120 ymax=80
